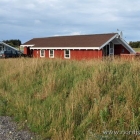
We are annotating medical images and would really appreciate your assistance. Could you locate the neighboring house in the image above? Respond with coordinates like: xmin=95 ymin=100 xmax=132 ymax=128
xmin=0 ymin=42 xmax=25 ymax=58
xmin=20 ymin=33 xmax=136 ymax=60
xmin=0 ymin=41 xmax=19 ymax=53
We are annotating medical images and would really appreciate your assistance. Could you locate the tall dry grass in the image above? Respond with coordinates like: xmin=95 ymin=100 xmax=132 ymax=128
xmin=0 ymin=58 xmax=140 ymax=139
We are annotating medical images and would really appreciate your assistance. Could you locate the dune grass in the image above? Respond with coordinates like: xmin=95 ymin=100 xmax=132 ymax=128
xmin=0 ymin=58 xmax=140 ymax=139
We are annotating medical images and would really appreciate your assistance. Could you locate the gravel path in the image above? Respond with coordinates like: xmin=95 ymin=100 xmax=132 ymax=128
xmin=0 ymin=116 xmax=39 ymax=140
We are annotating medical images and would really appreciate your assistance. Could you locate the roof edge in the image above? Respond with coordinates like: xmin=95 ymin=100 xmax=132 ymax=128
xmin=36 ymin=32 xmax=117 ymax=38
xmin=22 ymin=33 xmax=118 ymax=44
xmin=99 ymin=33 xmax=119 ymax=49
xmin=117 ymin=38 xmax=136 ymax=54
xmin=20 ymin=45 xmax=34 ymax=47
xmin=30 ymin=47 xmax=100 ymax=50
xmin=0 ymin=41 xmax=18 ymax=51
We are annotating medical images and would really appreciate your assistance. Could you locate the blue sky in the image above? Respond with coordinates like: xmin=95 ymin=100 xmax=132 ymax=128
xmin=0 ymin=0 xmax=140 ymax=43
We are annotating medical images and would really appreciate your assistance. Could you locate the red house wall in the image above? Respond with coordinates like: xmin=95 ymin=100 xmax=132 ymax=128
xmin=33 ymin=50 xmax=39 ymax=58
xmin=24 ymin=47 xmax=31 ymax=55
xmin=46 ymin=50 xmax=49 ymax=57
xmin=24 ymin=47 xmax=33 ymax=56
xmin=32 ymin=49 xmax=102 ymax=59
xmin=54 ymin=50 xmax=64 ymax=58
xmin=71 ymin=50 xmax=102 ymax=60
xmin=114 ymin=44 xmax=130 ymax=55
xmin=24 ymin=47 xmax=27 ymax=54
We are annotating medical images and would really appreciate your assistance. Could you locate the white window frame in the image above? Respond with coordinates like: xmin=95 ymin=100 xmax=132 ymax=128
xmin=49 ymin=49 xmax=54 ymax=58
xmin=40 ymin=49 xmax=45 ymax=57
xmin=64 ymin=49 xmax=70 ymax=59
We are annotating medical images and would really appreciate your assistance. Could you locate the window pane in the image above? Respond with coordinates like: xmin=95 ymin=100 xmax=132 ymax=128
xmin=49 ymin=49 xmax=54 ymax=58
xmin=50 ymin=50 xmax=53 ymax=55
xmin=65 ymin=50 xmax=70 ymax=58
xmin=110 ymin=48 xmax=113 ymax=54
xmin=41 ymin=50 xmax=45 ymax=56
xmin=65 ymin=50 xmax=69 ymax=55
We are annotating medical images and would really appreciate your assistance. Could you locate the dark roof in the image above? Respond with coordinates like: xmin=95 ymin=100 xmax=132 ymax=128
xmin=23 ymin=33 xmax=117 ymax=47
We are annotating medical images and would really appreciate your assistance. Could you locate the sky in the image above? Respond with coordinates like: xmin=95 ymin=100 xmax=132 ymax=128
xmin=0 ymin=0 xmax=140 ymax=43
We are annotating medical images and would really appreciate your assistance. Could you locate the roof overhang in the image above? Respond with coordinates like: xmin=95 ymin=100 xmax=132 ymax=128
xmin=98 ymin=34 xmax=136 ymax=54
xmin=99 ymin=34 xmax=119 ymax=49
xmin=30 ymin=47 xmax=100 ymax=50
xmin=116 ymin=38 xmax=136 ymax=54
xmin=20 ymin=45 xmax=34 ymax=47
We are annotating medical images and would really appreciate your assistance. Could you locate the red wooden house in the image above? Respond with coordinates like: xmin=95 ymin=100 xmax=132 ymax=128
xmin=21 ymin=33 xmax=135 ymax=60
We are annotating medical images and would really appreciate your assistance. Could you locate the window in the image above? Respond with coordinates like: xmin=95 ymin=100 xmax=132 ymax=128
xmin=64 ymin=49 xmax=70 ymax=59
xmin=110 ymin=46 xmax=113 ymax=54
xmin=109 ymin=45 xmax=114 ymax=55
xmin=40 ymin=49 xmax=45 ymax=57
xmin=49 ymin=49 xmax=54 ymax=58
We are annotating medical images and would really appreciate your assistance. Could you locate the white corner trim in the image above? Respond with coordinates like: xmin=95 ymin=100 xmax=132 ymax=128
xmin=99 ymin=34 xmax=119 ymax=50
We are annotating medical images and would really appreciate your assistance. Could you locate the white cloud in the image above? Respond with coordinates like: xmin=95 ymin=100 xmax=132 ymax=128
xmin=34 ymin=20 xmax=42 ymax=25
xmin=26 ymin=3 xmax=36 ymax=9
xmin=70 ymin=32 xmax=81 ymax=35
xmin=0 ymin=0 xmax=140 ymax=43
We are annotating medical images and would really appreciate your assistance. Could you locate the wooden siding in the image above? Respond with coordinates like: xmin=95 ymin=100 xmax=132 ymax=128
xmin=33 ymin=50 xmax=40 ymax=58
xmin=71 ymin=50 xmax=102 ymax=60
xmin=54 ymin=50 xmax=64 ymax=58
xmin=114 ymin=44 xmax=130 ymax=55
xmin=32 ymin=49 xmax=102 ymax=59
xmin=24 ymin=47 xmax=32 ymax=55
xmin=24 ymin=47 xmax=27 ymax=54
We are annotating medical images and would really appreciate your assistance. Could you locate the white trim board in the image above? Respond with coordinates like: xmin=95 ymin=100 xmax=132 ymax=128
xmin=30 ymin=47 xmax=100 ymax=50
xmin=20 ymin=45 xmax=34 ymax=47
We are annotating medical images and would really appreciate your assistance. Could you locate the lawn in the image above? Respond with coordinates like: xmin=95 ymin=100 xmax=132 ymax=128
xmin=133 ymin=48 xmax=140 ymax=52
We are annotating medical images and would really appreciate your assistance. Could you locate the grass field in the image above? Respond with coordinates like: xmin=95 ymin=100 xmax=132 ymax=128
xmin=0 ymin=58 xmax=140 ymax=140
xmin=133 ymin=48 xmax=140 ymax=52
